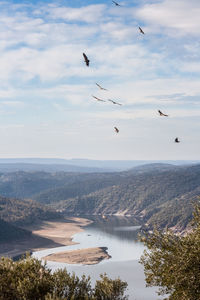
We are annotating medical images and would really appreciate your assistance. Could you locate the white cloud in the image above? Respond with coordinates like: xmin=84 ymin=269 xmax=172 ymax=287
xmin=136 ymin=0 xmax=200 ymax=36
xmin=46 ymin=4 xmax=107 ymax=23
xmin=0 ymin=101 xmax=23 ymax=107
xmin=0 ymin=1 xmax=199 ymax=159
xmin=0 ymin=124 xmax=24 ymax=129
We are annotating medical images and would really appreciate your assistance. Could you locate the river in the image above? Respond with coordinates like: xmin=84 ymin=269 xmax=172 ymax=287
xmin=33 ymin=216 xmax=163 ymax=300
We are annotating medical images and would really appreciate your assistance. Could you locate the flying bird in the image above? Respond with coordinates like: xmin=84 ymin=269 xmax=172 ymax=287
xmin=92 ymin=95 xmax=106 ymax=102
xmin=114 ymin=127 xmax=119 ymax=133
xmin=112 ymin=1 xmax=121 ymax=6
xmin=139 ymin=26 xmax=145 ymax=34
xmin=83 ymin=53 xmax=89 ymax=66
xmin=96 ymin=83 xmax=108 ymax=91
xmin=108 ymin=99 xmax=122 ymax=106
xmin=175 ymin=137 xmax=180 ymax=143
xmin=158 ymin=110 xmax=168 ymax=117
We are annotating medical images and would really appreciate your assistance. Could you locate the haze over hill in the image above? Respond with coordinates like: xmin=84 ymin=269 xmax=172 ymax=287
xmin=0 ymin=162 xmax=199 ymax=234
xmin=48 ymin=163 xmax=200 ymax=233
xmin=0 ymin=158 xmax=199 ymax=173
xmin=0 ymin=163 xmax=111 ymax=173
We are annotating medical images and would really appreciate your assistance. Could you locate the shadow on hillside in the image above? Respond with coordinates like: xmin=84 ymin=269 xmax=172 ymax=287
xmin=0 ymin=233 xmax=64 ymax=259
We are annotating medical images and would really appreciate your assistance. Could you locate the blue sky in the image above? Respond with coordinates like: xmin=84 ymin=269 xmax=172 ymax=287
xmin=0 ymin=0 xmax=200 ymax=160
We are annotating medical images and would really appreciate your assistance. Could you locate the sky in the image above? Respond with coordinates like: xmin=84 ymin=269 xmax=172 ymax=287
xmin=0 ymin=0 xmax=200 ymax=160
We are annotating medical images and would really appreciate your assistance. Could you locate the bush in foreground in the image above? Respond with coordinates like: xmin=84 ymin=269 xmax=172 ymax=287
xmin=140 ymin=205 xmax=200 ymax=300
xmin=0 ymin=255 xmax=128 ymax=300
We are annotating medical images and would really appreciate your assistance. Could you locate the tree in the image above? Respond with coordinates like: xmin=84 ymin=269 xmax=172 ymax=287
xmin=139 ymin=205 xmax=200 ymax=300
xmin=94 ymin=273 xmax=128 ymax=300
xmin=0 ymin=255 xmax=53 ymax=300
xmin=50 ymin=269 xmax=93 ymax=299
xmin=0 ymin=254 xmax=128 ymax=300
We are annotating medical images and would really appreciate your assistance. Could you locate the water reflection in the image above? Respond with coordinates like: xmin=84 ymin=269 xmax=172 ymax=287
xmin=33 ymin=215 xmax=163 ymax=300
xmin=83 ymin=215 xmax=141 ymax=242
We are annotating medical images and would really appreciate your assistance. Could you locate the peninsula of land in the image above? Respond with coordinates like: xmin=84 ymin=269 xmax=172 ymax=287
xmin=43 ymin=247 xmax=111 ymax=265
xmin=0 ymin=217 xmax=111 ymax=265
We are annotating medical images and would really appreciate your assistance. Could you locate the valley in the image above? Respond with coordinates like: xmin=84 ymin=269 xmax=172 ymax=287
xmin=0 ymin=162 xmax=199 ymax=237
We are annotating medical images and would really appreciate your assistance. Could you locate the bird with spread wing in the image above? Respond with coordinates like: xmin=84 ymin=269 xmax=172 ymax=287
xmin=175 ymin=137 xmax=180 ymax=143
xmin=96 ymin=83 xmax=108 ymax=91
xmin=83 ymin=53 xmax=90 ymax=66
xmin=112 ymin=1 xmax=121 ymax=6
xmin=108 ymin=99 xmax=122 ymax=106
xmin=139 ymin=26 xmax=145 ymax=34
xmin=114 ymin=127 xmax=119 ymax=133
xmin=158 ymin=110 xmax=168 ymax=117
xmin=92 ymin=95 xmax=106 ymax=102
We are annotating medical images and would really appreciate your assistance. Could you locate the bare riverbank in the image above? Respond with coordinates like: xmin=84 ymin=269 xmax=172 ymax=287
xmin=0 ymin=217 xmax=91 ymax=258
xmin=43 ymin=247 xmax=111 ymax=265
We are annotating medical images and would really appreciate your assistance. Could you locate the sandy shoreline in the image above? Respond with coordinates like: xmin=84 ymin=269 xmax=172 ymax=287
xmin=0 ymin=217 xmax=111 ymax=265
xmin=0 ymin=217 xmax=92 ymax=258
xmin=30 ymin=217 xmax=92 ymax=248
xmin=43 ymin=247 xmax=111 ymax=265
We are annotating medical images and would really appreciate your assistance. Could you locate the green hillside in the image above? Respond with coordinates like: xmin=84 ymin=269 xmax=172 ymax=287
xmin=0 ymin=195 xmax=60 ymax=226
xmin=51 ymin=164 xmax=200 ymax=232
xmin=0 ymin=164 xmax=199 ymax=232
xmin=0 ymin=171 xmax=72 ymax=199
xmin=0 ymin=171 xmax=122 ymax=201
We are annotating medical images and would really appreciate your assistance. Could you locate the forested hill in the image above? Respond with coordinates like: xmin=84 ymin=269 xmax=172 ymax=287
xmin=50 ymin=164 xmax=200 ymax=232
xmin=0 ymin=195 xmax=61 ymax=242
xmin=0 ymin=195 xmax=60 ymax=226
xmin=0 ymin=171 xmax=121 ymax=200
xmin=0 ymin=163 xmax=199 ymax=232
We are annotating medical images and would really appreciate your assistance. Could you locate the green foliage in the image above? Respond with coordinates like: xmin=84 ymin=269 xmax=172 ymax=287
xmin=139 ymin=206 xmax=200 ymax=300
xmin=51 ymin=269 xmax=93 ymax=299
xmin=0 ymin=255 xmax=128 ymax=300
xmin=0 ymin=195 xmax=60 ymax=226
xmin=94 ymin=273 xmax=128 ymax=300
xmin=0 ymin=255 xmax=53 ymax=300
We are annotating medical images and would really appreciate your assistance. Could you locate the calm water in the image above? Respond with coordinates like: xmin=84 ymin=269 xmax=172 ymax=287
xmin=33 ymin=216 xmax=163 ymax=300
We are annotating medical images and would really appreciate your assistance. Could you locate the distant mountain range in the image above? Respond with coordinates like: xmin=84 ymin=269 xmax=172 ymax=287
xmin=0 ymin=163 xmax=199 ymax=234
xmin=0 ymin=163 xmax=111 ymax=173
xmin=0 ymin=158 xmax=199 ymax=172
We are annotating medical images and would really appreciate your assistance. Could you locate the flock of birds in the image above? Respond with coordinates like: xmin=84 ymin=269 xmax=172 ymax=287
xmin=82 ymin=1 xmax=180 ymax=144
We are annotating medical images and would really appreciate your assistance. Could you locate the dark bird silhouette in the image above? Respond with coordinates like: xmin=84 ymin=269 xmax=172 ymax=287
xmin=83 ymin=53 xmax=89 ymax=66
xmin=92 ymin=95 xmax=106 ymax=102
xmin=108 ymin=99 xmax=122 ymax=106
xmin=112 ymin=1 xmax=121 ymax=6
xmin=175 ymin=137 xmax=180 ymax=143
xmin=158 ymin=110 xmax=168 ymax=117
xmin=139 ymin=26 xmax=145 ymax=34
xmin=96 ymin=83 xmax=108 ymax=91
xmin=114 ymin=126 xmax=119 ymax=133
